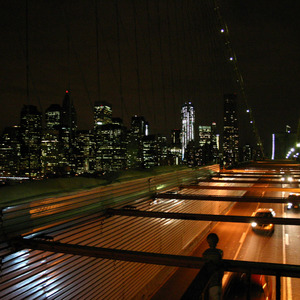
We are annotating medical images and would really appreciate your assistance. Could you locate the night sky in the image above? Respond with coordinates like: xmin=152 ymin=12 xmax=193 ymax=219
xmin=1 ymin=0 xmax=299 ymax=157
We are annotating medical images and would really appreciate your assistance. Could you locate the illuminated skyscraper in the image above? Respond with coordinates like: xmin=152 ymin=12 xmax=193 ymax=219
xmin=0 ymin=126 xmax=21 ymax=176
xmin=170 ymin=129 xmax=182 ymax=165
xmin=20 ymin=105 xmax=42 ymax=177
xmin=42 ymin=104 xmax=63 ymax=175
xmin=61 ymin=90 xmax=77 ymax=173
xmin=142 ymin=135 xmax=157 ymax=168
xmin=211 ymin=122 xmax=220 ymax=162
xmin=181 ymin=102 xmax=195 ymax=159
xmin=75 ymin=130 xmax=95 ymax=174
xmin=61 ymin=90 xmax=77 ymax=147
xmin=198 ymin=123 xmax=219 ymax=165
xmin=223 ymin=94 xmax=239 ymax=166
xmin=94 ymin=101 xmax=126 ymax=171
xmin=94 ymin=101 xmax=112 ymax=129
xmin=94 ymin=118 xmax=127 ymax=171
xmin=45 ymin=104 xmax=61 ymax=130
xmin=131 ymin=115 xmax=146 ymax=136
xmin=127 ymin=115 xmax=147 ymax=168
xmin=199 ymin=125 xmax=211 ymax=147
xmin=211 ymin=122 xmax=218 ymax=148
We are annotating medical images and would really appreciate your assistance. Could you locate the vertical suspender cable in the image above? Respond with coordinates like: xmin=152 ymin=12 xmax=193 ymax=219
xmin=95 ymin=0 xmax=101 ymax=103
xmin=173 ymin=1 xmax=184 ymax=103
xmin=64 ymin=2 xmax=71 ymax=93
xmin=179 ymin=1 xmax=189 ymax=100
xmin=156 ymin=0 xmax=167 ymax=129
xmin=61 ymin=5 xmax=93 ymax=113
xmin=185 ymin=1 xmax=200 ymax=102
xmin=25 ymin=0 xmax=31 ymax=179
xmin=146 ymin=0 xmax=156 ymax=128
xmin=99 ymin=24 xmax=130 ymax=122
xmin=132 ymin=0 xmax=142 ymax=115
xmin=25 ymin=0 xmax=29 ymax=105
xmin=67 ymin=21 xmax=71 ymax=92
xmin=166 ymin=0 xmax=177 ymax=122
xmin=115 ymin=0 xmax=125 ymax=121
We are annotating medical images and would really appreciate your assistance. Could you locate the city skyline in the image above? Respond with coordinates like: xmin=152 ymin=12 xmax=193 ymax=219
xmin=0 ymin=95 xmax=222 ymax=178
xmin=5 ymin=96 xmax=216 ymax=141
xmin=1 ymin=1 xmax=299 ymax=157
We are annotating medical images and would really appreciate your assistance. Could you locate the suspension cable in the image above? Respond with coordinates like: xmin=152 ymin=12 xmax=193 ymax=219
xmin=214 ymin=0 xmax=265 ymax=158
xmin=95 ymin=0 xmax=101 ymax=103
xmin=132 ymin=0 xmax=142 ymax=115
xmin=115 ymin=0 xmax=125 ymax=121
xmin=156 ymin=0 xmax=167 ymax=130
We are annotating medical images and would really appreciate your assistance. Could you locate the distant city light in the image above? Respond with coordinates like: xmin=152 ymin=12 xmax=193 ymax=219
xmin=229 ymin=57 xmax=233 ymax=61
xmin=246 ymin=109 xmax=250 ymax=113
xmin=220 ymin=29 xmax=224 ymax=33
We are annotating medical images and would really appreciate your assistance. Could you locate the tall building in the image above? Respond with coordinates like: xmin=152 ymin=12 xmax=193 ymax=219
xmin=211 ymin=122 xmax=218 ymax=147
xmin=198 ymin=125 xmax=212 ymax=165
xmin=92 ymin=97 xmax=127 ymax=172
xmin=41 ymin=104 xmax=63 ymax=176
xmin=61 ymin=90 xmax=77 ymax=139
xmin=94 ymin=101 xmax=112 ymax=129
xmin=181 ymin=102 xmax=195 ymax=160
xmin=45 ymin=104 xmax=61 ymax=130
xmin=41 ymin=129 xmax=62 ymax=176
xmin=199 ymin=125 xmax=212 ymax=147
xmin=198 ymin=123 xmax=219 ymax=165
xmin=142 ymin=135 xmax=157 ymax=168
xmin=75 ymin=130 xmax=95 ymax=174
xmin=20 ymin=105 xmax=42 ymax=177
xmin=211 ymin=122 xmax=220 ymax=162
xmin=169 ymin=129 xmax=182 ymax=165
xmin=131 ymin=115 xmax=146 ymax=136
xmin=94 ymin=118 xmax=127 ymax=172
xmin=127 ymin=115 xmax=147 ymax=168
xmin=223 ymin=94 xmax=239 ymax=166
xmin=0 ymin=126 xmax=21 ymax=176
xmin=156 ymin=135 xmax=168 ymax=166
xmin=61 ymin=90 xmax=77 ymax=173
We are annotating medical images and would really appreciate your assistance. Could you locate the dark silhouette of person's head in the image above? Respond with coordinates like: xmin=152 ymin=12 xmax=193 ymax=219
xmin=207 ymin=233 xmax=219 ymax=248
